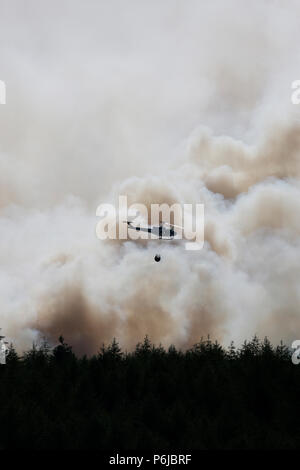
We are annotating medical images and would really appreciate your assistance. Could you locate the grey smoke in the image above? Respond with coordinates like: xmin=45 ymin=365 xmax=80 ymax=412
xmin=1 ymin=0 xmax=300 ymax=353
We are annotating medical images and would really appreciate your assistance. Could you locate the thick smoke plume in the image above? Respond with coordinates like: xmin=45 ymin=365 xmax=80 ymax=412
xmin=1 ymin=0 xmax=300 ymax=353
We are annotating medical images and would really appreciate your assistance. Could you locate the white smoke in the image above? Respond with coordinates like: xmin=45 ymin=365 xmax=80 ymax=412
xmin=1 ymin=0 xmax=300 ymax=353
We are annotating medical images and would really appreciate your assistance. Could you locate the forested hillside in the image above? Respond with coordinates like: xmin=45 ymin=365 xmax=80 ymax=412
xmin=0 ymin=335 xmax=298 ymax=449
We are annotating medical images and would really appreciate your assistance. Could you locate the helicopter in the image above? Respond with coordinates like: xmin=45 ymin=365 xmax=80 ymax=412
xmin=124 ymin=218 xmax=184 ymax=262
xmin=125 ymin=220 xmax=178 ymax=239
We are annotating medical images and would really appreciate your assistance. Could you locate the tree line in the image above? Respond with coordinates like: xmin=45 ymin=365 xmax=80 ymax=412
xmin=0 ymin=335 xmax=299 ymax=449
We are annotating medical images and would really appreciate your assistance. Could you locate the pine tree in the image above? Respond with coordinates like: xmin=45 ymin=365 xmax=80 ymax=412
xmin=227 ymin=341 xmax=237 ymax=360
xmin=52 ymin=335 xmax=73 ymax=362
xmin=5 ymin=343 xmax=18 ymax=364
xmin=135 ymin=335 xmax=152 ymax=357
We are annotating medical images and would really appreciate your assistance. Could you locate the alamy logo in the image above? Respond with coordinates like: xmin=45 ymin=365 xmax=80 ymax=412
xmin=0 ymin=80 xmax=6 ymax=104
xmin=0 ymin=339 xmax=8 ymax=365
xmin=291 ymin=80 xmax=300 ymax=105
xmin=291 ymin=340 xmax=300 ymax=365
xmin=96 ymin=196 xmax=204 ymax=250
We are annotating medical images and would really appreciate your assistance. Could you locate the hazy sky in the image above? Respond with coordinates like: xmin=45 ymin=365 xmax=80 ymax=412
xmin=1 ymin=0 xmax=299 ymax=205
xmin=1 ymin=0 xmax=300 ymax=353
